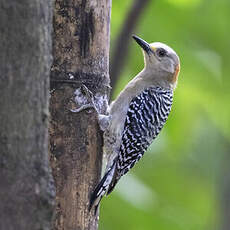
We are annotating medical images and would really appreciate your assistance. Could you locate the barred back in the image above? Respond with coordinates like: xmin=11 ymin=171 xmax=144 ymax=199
xmin=117 ymin=87 xmax=173 ymax=176
xmin=90 ymin=87 xmax=174 ymax=209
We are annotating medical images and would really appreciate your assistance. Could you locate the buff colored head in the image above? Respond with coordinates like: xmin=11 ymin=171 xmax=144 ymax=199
xmin=133 ymin=35 xmax=180 ymax=88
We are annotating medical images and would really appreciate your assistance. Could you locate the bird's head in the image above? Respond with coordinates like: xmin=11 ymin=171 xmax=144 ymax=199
xmin=133 ymin=35 xmax=180 ymax=89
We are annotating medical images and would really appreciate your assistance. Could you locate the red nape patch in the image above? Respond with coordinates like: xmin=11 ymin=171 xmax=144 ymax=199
xmin=172 ymin=63 xmax=180 ymax=83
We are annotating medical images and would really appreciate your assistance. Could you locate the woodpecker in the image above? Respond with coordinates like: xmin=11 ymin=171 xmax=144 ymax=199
xmin=90 ymin=35 xmax=180 ymax=212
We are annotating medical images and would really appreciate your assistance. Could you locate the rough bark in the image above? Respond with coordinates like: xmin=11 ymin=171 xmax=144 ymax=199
xmin=49 ymin=0 xmax=111 ymax=230
xmin=110 ymin=0 xmax=150 ymax=92
xmin=0 ymin=1 xmax=54 ymax=230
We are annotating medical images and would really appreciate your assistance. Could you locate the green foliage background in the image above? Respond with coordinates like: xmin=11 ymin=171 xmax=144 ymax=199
xmin=100 ymin=0 xmax=230 ymax=229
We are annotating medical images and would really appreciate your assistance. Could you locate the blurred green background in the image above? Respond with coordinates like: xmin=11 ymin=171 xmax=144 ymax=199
xmin=100 ymin=0 xmax=230 ymax=229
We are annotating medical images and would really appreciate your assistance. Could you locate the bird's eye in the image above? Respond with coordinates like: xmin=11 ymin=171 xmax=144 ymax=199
xmin=157 ymin=48 xmax=167 ymax=58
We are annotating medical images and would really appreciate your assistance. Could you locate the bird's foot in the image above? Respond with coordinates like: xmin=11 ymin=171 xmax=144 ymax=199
xmin=70 ymin=85 xmax=111 ymax=131
xmin=70 ymin=84 xmax=98 ymax=114
xmin=70 ymin=104 xmax=95 ymax=113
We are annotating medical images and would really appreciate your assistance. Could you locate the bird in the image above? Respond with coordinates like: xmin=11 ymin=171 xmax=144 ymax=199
xmin=89 ymin=35 xmax=180 ymax=213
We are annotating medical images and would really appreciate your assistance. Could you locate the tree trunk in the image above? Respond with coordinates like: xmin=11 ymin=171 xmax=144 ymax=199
xmin=0 ymin=1 xmax=54 ymax=230
xmin=49 ymin=0 xmax=111 ymax=230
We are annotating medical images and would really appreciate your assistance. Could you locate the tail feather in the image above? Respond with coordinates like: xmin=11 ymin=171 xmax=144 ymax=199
xmin=107 ymin=177 xmax=119 ymax=195
xmin=89 ymin=159 xmax=117 ymax=213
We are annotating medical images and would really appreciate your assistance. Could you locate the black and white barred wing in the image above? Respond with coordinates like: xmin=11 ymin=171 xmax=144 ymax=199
xmin=117 ymin=87 xmax=173 ymax=177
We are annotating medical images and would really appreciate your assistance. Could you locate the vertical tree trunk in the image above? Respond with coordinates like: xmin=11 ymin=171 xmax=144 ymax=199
xmin=0 ymin=1 xmax=54 ymax=230
xmin=49 ymin=0 xmax=111 ymax=230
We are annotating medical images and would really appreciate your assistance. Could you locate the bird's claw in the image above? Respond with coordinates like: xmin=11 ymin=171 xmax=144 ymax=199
xmin=80 ymin=84 xmax=94 ymax=100
xmin=70 ymin=104 xmax=96 ymax=113
xmin=70 ymin=84 xmax=111 ymax=131
xmin=70 ymin=84 xmax=97 ymax=114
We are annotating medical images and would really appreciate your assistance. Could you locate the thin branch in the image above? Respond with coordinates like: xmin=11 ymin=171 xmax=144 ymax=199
xmin=110 ymin=0 xmax=150 ymax=93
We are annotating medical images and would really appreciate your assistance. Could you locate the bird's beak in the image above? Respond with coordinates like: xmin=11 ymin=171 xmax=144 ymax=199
xmin=132 ymin=35 xmax=152 ymax=55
